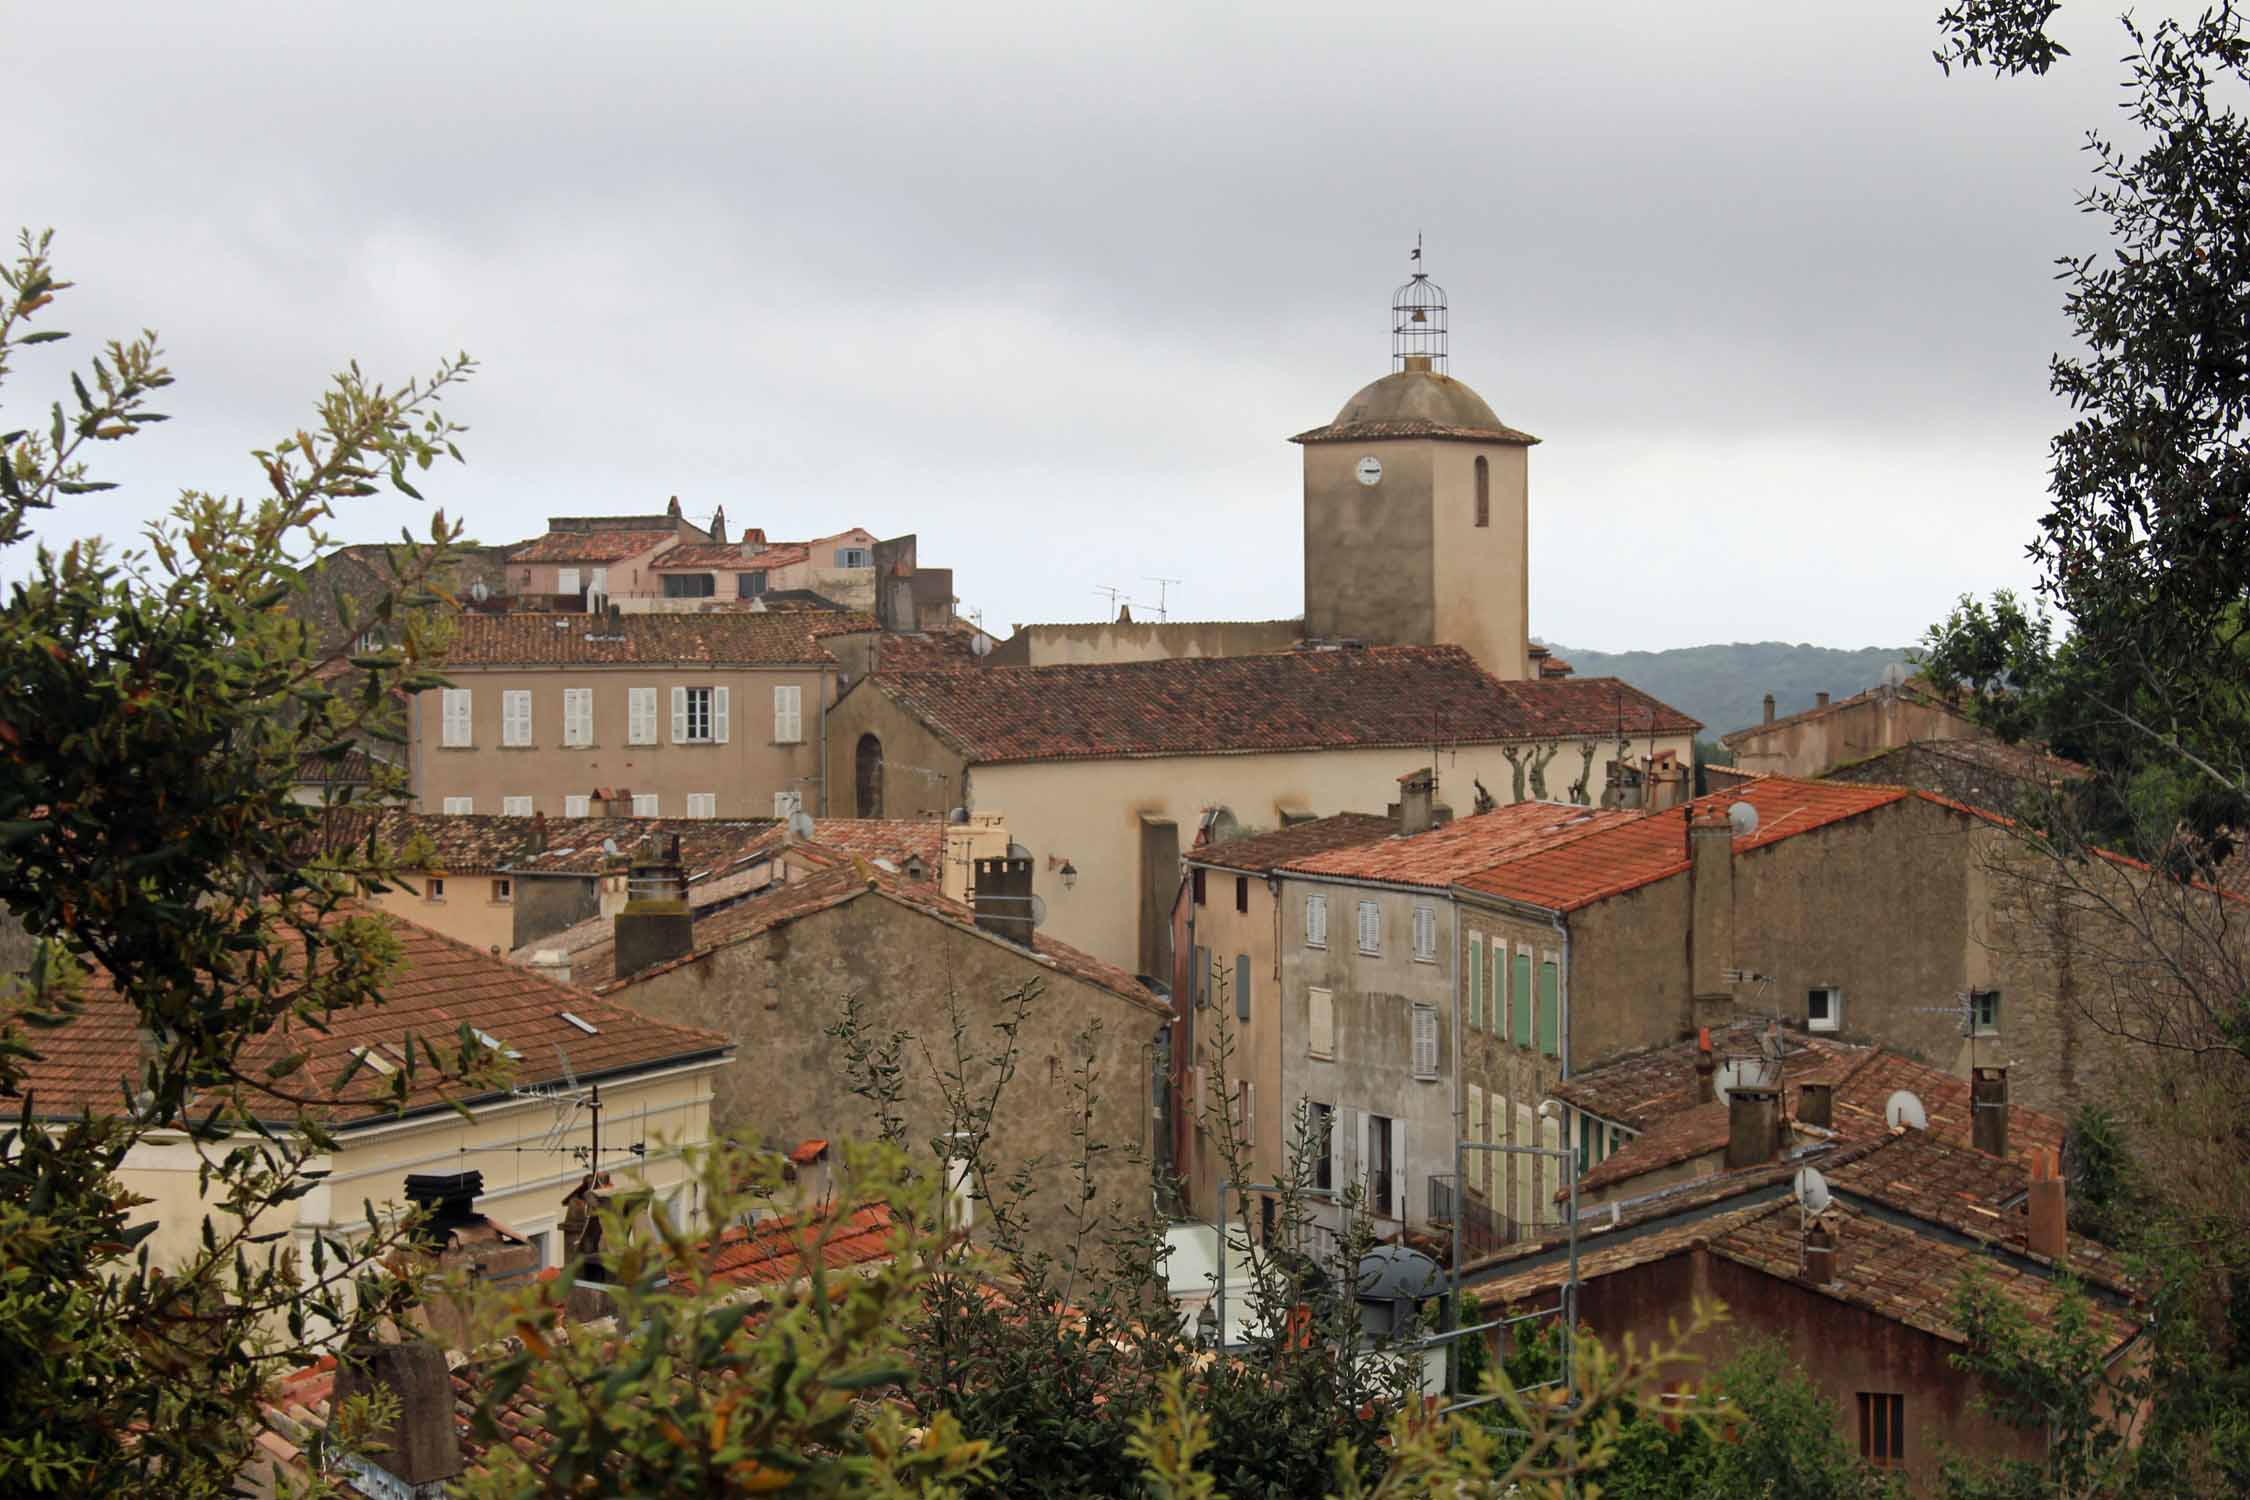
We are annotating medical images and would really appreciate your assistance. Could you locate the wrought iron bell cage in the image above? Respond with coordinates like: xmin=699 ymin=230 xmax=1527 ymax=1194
xmin=1391 ymin=272 xmax=1448 ymax=371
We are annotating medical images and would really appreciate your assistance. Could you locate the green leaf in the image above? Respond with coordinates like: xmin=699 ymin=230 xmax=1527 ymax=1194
xmin=56 ymin=481 xmax=117 ymax=494
xmin=19 ymin=329 xmax=68 ymax=344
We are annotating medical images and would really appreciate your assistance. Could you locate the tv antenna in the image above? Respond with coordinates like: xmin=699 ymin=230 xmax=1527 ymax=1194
xmin=1093 ymin=584 xmax=1130 ymax=619
xmin=1143 ymin=576 xmax=1181 ymax=622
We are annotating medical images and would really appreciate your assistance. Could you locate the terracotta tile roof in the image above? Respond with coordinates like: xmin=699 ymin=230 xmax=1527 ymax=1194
xmin=17 ymin=912 xmax=730 ymax=1125
xmin=582 ymin=862 xmax=1166 ymax=1016
xmin=862 ymin=647 xmax=1699 ymax=765
xmin=504 ymin=817 xmax=782 ymax=878
xmin=1289 ymin=416 xmax=1541 ymax=446
xmin=437 ymin=612 xmax=848 ymax=667
xmin=1457 ymin=777 xmax=1917 ymax=912
xmin=1830 ymin=736 xmax=2091 ymax=788
xmin=1283 ymin=801 xmax=1641 ymax=890
xmin=292 ymin=748 xmax=392 ymax=785
xmin=506 ymin=529 xmax=678 ymax=564
xmin=1719 ymin=678 xmax=1953 ymax=748
xmin=862 ymin=630 xmax=988 ymax=673
xmin=1829 ymin=1048 xmax=2064 ymax=1165
xmin=651 ymin=543 xmax=810 ymax=571
xmin=703 ymin=1201 xmax=896 ymax=1291
xmin=1554 ymin=1024 xmax=1858 ymax=1131
xmin=1187 ymin=814 xmax=1398 ymax=874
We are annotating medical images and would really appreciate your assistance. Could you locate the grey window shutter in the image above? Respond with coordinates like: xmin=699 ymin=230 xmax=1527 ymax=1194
xmin=1236 ymin=954 xmax=1251 ymax=1022
xmin=1193 ymin=946 xmax=1209 ymax=1008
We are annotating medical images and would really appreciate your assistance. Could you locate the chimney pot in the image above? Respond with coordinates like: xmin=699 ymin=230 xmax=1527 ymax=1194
xmin=1803 ymin=1217 xmax=1840 ymax=1287
xmin=1971 ymin=1066 xmax=2010 ymax=1158
xmin=612 ymin=839 xmax=693 ymax=981
xmin=2026 ymin=1145 xmax=2068 ymax=1260
xmin=1694 ymin=1028 xmax=1717 ymax=1105
xmin=1796 ymin=1080 xmax=1834 ymax=1129
xmin=972 ymin=855 xmax=1036 ymax=947
xmin=1397 ymin=768 xmax=1437 ymax=837
xmin=1763 ymin=693 xmax=1776 ymax=724
xmin=1816 ymin=691 xmax=1830 ymax=709
xmin=1725 ymin=1086 xmax=1780 ymax=1170
xmin=331 ymin=1339 xmax=463 ymax=1486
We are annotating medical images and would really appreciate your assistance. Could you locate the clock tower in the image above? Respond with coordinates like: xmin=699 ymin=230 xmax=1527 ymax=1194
xmin=1292 ymin=266 xmax=1536 ymax=682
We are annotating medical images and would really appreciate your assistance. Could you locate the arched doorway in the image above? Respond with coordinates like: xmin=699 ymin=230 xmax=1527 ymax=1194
xmin=855 ymin=733 xmax=884 ymax=818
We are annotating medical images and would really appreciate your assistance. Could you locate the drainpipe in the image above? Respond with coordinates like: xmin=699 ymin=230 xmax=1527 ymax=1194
xmin=1552 ymin=909 xmax=1574 ymax=1191
xmin=817 ymin=664 xmax=831 ymax=815
xmin=1449 ymin=895 xmax=1462 ymax=1239
xmin=1184 ymin=868 xmax=1199 ymax=1213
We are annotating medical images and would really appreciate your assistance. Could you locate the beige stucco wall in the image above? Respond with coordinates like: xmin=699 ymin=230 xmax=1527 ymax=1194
xmin=610 ymin=893 xmax=1163 ymax=1256
xmin=369 ymin=880 xmax=519 ymax=957
xmin=1276 ymin=877 xmax=1457 ymax=1236
xmin=1302 ymin=438 xmax=1531 ymax=682
xmin=411 ymin=664 xmax=833 ymax=820
xmin=1723 ymin=691 xmax=1981 ymax=777
xmin=1175 ymin=865 xmax=1286 ymax=1220
xmin=116 ymin=1063 xmax=721 ymax=1276
xmin=990 ymin=619 xmax=1304 ymax=668
xmin=512 ymin=536 xmax=678 ymax=600
xmin=948 ymin=737 xmax=1692 ymax=976
xmin=826 ymin=680 xmax=974 ymax=821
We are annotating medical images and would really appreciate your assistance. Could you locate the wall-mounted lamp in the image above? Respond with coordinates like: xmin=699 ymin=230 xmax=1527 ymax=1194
xmin=1059 ymin=860 xmax=1078 ymax=892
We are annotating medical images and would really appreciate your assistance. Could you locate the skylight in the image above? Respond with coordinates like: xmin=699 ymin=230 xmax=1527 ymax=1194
xmin=560 ymin=1011 xmax=601 ymax=1036
xmin=351 ymin=1044 xmax=397 ymax=1077
xmin=474 ymin=1027 xmax=523 ymax=1059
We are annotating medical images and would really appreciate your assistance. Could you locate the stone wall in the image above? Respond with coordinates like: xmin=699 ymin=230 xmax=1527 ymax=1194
xmin=987 ymin=619 xmax=1303 ymax=668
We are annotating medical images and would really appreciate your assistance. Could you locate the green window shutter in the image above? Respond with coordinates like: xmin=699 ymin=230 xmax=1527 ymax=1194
xmin=1468 ymin=938 xmax=1483 ymax=1030
xmin=1538 ymin=960 xmax=1560 ymax=1058
xmin=1512 ymin=953 xmax=1533 ymax=1047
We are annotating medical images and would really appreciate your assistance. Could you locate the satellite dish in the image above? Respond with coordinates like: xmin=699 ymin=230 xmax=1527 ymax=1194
xmin=1727 ymin=801 xmax=1760 ymax=837
xmin=1029 ymin=893 xmax=1048 ymax=929
xmin=948 ymin=807 xmax=970 ymax=824
xmin=787 ymin=809 xmax=816 ymax=841
xmin=1884 ymin=1089 xmax=1928 ymax=1132
xmin=600 ymin=838 xmax=620 ymax=858
xmin=1880 ymin=662 xmax=1908 ymax=689
xmin=469 ymin=577 xmax=490 ymax=603
xmin=970 ymin=633 xmax=993 ymax=658
xmin=1793 ymin=1167 xmax=1832 ymax=1216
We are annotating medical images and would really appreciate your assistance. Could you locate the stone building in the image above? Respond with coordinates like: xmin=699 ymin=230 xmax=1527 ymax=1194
xmin=1719 ymin=678 xmax=1985 ymax=779
xmin=828 ymin=643 xmax=1698 ymax=978
xmin=585 ymin=860 xmax=1169 ymax=1255
xmin=1823 ymin=736 xmax=2088 ymax=817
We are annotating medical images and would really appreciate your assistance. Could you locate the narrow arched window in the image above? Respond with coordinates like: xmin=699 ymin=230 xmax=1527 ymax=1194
xmin=1474 ymin=455 xmax=1491 ymax=528
xmin=855 ymin=733 xmax=884 ymax=818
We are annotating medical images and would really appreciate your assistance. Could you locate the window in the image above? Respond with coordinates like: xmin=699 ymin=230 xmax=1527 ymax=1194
xmin=557 ymin=566 xmax=580 ymax=595
xmin=502 ymin=689 xmax=532 ymax=747
xmin=1412 ymin=1004 xmax=1440 ymax=1079
xmin=1305 ymin=893 xmax=1328 ymax=948
xmin=662 ymin=572 xmax=715 ymax=598
xmin=1808 ymin=986 xmax=1842 ymax=1033
xmin=687 ymin=792 xmax=716 ymax=819
xmin=772 ymin=684 xmax=801 ymax=744
xmin=1235 ymin=954 xmax=1251 ymax=1023
xmin=1356 ymin=900 xmax=1382 ymax=956
xmin=1232 ymin=1080 xmax=1255 ymax=1139
xmin=1858 ymin=1393 xmax=1905 ymax=1468
xmin=426 ymin=877 xmax=446 ymax=902
xmin=1474 ymin=454 xmax=1491 ymax=527
xmin=1307 ymin=1102 xmax=1334 ymax=1192
xmin=1308 ymin=986 xmax=1334 ymax=1059
xmin=672 ymin=685 xmax=729 ymax=743
xmin=563 ymin=687 xmax=593 ymax=747
xmin=441 ymin=688 xmax=472 ymax=747
xmin=1538 ymin=958 xmax=1561 ymax=1059
xmin=1971 ymin=989 xmax=2001 ymax=1036
xmin=1235 ymin=875 xmax=1249 ymax=914
xmin=836 ymin=547 xmax=871 ymax=568
xmin=442 ymin=796 xmax=473 ymax=815
xmin=1368 ymin=1115 xmax=1395 ymax=1218
xmin=525 ymin=1228 xmax=554 ymax=1269
xmin=1468 ymin=934 xmax=1484 ymax=1029
xmin=1411 ymin=903 xmax=1438 ymax=963
xmin=1191 ymin=945 xmax=1210 ymax=1009
xmin=491 ymin=878 xmax=512 ymax=904
xmin=564 ymin=794 xmax=590 ymax=818
xmin=1192 ymin=868 xmax=1207 ymax=906
xmin=628 ymin=687 xmax=658 ymax=745
xmin=738 ymin=570 xmax=768 ymax=598
xmin=588 ymin=566 xmax=608 ymax=599
xmin=502 ymin=795 xmax=533 ymax=817
xmin=632 ymin=793 xmax=659 ymax=816
xmin=1512 ymin=950 xmax=1533 ymax=1047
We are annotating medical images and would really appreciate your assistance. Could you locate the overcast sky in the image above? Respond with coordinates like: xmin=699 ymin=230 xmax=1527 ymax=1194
xmin=8 ymin=2 xmax=2169 ymax=650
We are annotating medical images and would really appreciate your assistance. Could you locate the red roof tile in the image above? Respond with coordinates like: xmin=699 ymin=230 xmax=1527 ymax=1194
xmin=19 ymin=912 xmax=729 ymax=1125
xmin=1458 ymin=778 xmax=1915 ymax=912
xmin=507 ymin=529 xmax=678 ymax=564
xmin=1283 ymin=801 xmax=1641 ymax=889
xmin=437 ymin=612 xmax=858 ymax=667
xmin=863 ymin=647 xmax=1699 ymax=765
xmin=651 ymin=543 xmax=811 ymax=571
xmin=703 ymin=1202 xmax=895 ymax=1291
xmin=1187 ymin=814 xmax=1399 ymax=874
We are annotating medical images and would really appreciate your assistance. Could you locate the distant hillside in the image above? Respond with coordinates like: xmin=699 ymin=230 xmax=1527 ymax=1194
xmin=1544 ymin=641 xmax=1914 ymax=741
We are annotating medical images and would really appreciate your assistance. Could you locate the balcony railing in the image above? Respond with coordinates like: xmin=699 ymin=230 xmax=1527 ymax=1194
xmin=1427 ymin=1173 xmax=1518 ymax=1259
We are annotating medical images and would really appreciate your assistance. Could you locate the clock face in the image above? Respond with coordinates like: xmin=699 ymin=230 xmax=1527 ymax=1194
xmin=1355 ymin=455 xmax=1383 ymax=487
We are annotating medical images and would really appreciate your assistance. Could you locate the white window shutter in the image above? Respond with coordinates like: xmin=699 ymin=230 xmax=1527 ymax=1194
xmin=564 ymin=687 xmax=592 ymax=747
xmin=1393 ymin=1120 xmax=1409 ymax=1227
xmin=1338 ymin=1106 xmax=1360 ymax=1203
xmin=1362 ymin=1113 xmax=1378 ymax=1205
xmin=1305 ymin=894 xmax=1326 ymax=947
xmin=773 ymin=684 xmax=802 ymax=743
xmin=564 ymin=794 xmax=590 ymax=818
xmin=671 ymin=686 xmax=689 ymax=743
xmin=442 ymin=796 xmax=472 ymax=815
xmin=712 ymin=686 xmax=730 ymax=745
xmin=503 ymin=690 xmax=531 ymax=747
xmin=1516 ymin=1104 xmax=1536 ymax=1227
xmin=1412 ymin=1006 xmax=1438 ymax=1079
xmin=629 ymin=687 xmax=655 ymax=745
xmin=1325 ymin=1104 xmax=1339 ymax=1192
xmin=441 ymin=688 xmax=471 ymax=747
xmin=633 ymin=792 xmax=659 ymax=816
xmin=1468 ymin=1086 xmax=1483 ymax=1197
xmin=557 ymin=566 xmax=579 ymax=595
xmin=1308 ymin=987 xmax=1333 ymax=1058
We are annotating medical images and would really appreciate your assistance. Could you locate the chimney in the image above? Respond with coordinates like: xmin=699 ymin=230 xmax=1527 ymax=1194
xmin=1725 ymin=1085 xmax=1780 ymax=1170
xmin=1802 ymin=1216 xmax=1840 ymax=1287
xmin=1396 ymin=768 xmax=1436 ymax=837
xmin=523 ymin=948 xmax=574 ymax=987
xmin=1971 ymin=1066 xmax=2010 ymax=1158
xmin=528 ymin=810 xmax=548 ymax=854
xmin=1797 ymin=1079 xmax=1834 ymax=1129
xmin=709 ymin=505 xmax=727 ymax=544
xmin=331 ymin=1338 xmax=463 ymax=1490
xmin=666 ymin=494 xmax=682 ymax=519
xmin=1762 ymin=693 xmax=1776 ymax=725
xmin=2026 ymin=1146 xmax=2068 ymax=1260
xmin=1688 ymin=808 xmax=1736 ymax=1022
xmin=613 ymin=836 xmax=694 ymax=982
xmin=403 ymin=1170 xmax=485 ymax=1246
xmin=1815 ymin=691 xmax=1830 ymax=709
xmin=1601 ymin=758 xmax=1644 ymax=810
xmin=1694 ymin=1027 xmax=1717 ymax=1105
xmin=972 ymin=855 xmax=1036 ymax=947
